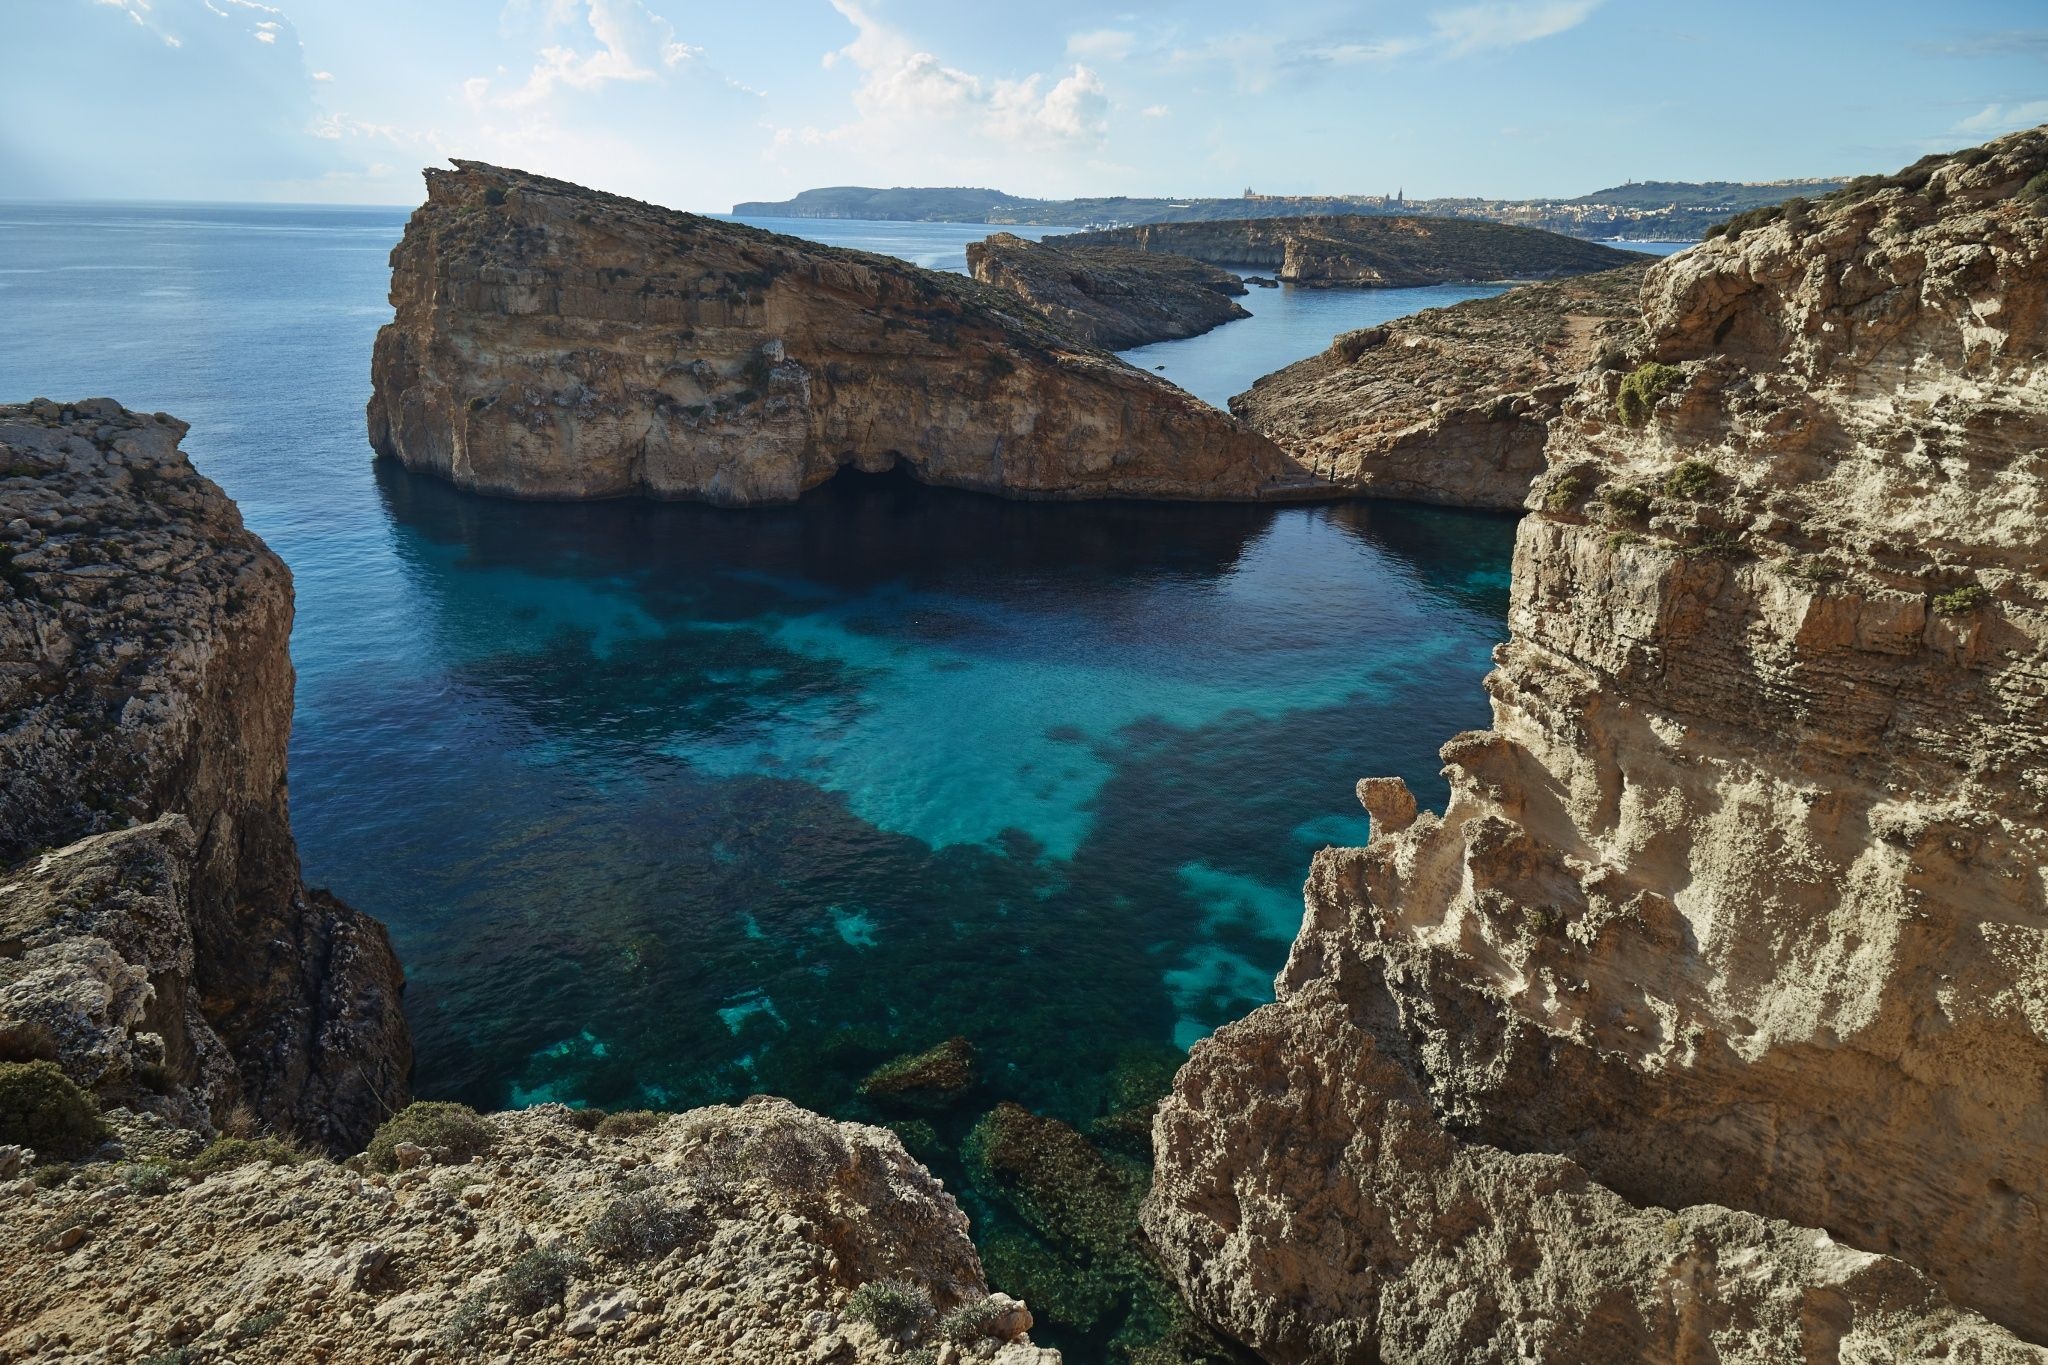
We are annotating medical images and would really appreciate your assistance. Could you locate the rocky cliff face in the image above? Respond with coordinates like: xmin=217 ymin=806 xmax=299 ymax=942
xmin=966 ymin=233 xmax=1250 ymax=349
xmin=369 ymin=163 xmax=1307 ymax=505
xmin=1229 ymin=263 xmax=1649 ymax=508
xmin=1059 ymin=216 xmax=1636 ymax=287
xmin=0 ymin=400 xmax=410 ymax=1151
xmin=1146 ymin=130 xmax=2048 ymax=1359
xmin=3 ymin=1098 xmax=1058 ymax=1364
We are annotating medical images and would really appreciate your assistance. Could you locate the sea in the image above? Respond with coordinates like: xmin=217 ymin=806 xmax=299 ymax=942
xmin=0 ymin=201 xmax=1684 ymax=1356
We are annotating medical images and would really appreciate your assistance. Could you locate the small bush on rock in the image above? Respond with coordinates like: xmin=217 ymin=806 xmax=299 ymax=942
xmin=440 ymin=1290 xmax=495 ymax=1347
xmin=586 ymin=1190 xmax=702 ymax=1261
xmin=366 ymin=1100 xmax=495 ymax=1171
xmin=188 ymin=1135 xmax=308 ymax=1175
xmin=1664 ymin=460 xmax=1717 ymax=499
xmin=2022 ymin=170 xmax=2048 ymax=203
xmin=1616 ymin=363 xmax=1686 ymax=427
xmin=1933 ymin=583 xmax=1990 ymax=615
xmin=1543 ymin=475 xmax=1583 ymax=512
xmin=1601 ymin=484 xmax=1654 ymax=519
xmin=121 ymin=1159 xmax=179 ymax=1196
xmin=0 ymin=1061 xmax=105 ymax=1159
xmin=594 ymin=1109 xmax=663 ymax=1139
xmin=500 ymin=1243 xmax=588 ymax=1316
xmin=938 ymin=1297 xmax=1005 ymax=1343
xmin=844 ymin=1280 xmax=933 ymax=1336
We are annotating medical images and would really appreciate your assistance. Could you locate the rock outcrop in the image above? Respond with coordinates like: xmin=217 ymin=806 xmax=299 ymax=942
xmin=1146 ymin=129 xmax=2048 ymax=1358
xmin=1 ymin=1098 xmax=1058 ymax=1364
xmin=1229 ymin=262 xmax=1651 ymax=508
xmin=966 ymin=233 xmax=1250 ymax=349
xmin=369 ymin=163 xmax=1309 ymax=505
xmin=0 ymin=400 xmax=410 ymax=1151
xmin=1058 ymin=216 xmax=1637 ymax=287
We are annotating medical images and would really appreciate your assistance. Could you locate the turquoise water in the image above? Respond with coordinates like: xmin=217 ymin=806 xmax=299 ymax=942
xmin=3 ymin=200 xmax=1529 ymax=1354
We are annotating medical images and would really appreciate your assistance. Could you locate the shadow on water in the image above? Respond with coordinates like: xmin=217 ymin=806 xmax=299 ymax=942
xmin=348 ymin=460 xmax=1517 ymax=1360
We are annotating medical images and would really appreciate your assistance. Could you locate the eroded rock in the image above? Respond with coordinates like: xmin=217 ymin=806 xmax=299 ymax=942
xmin=966 ymin=233 xmax=1251 ymax=349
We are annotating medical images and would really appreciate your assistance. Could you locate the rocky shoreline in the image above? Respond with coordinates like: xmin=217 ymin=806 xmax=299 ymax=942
xmin=1057 ymin=215 xmax=1637 ymax=287
xmin=965 ymin=233 xmax=1251 ymax=350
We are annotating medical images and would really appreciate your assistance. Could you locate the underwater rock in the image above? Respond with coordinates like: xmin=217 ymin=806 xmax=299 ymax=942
xmin=369 ymin=163 xmax=1311 ymax=505
xmin=1146 ymin=128 xmax=2048 ymax=1356
xmin=0 ymin=400 xmax=410 ymax=1151
xmin=859 ymin=1036 xmax=978 ymax=1106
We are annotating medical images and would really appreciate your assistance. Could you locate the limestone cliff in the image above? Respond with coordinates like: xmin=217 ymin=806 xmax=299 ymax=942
xmin=369 ymin=163 xmax=1307 ymax=504
xmin=1059 ymin=216 xmax=1636 ymax=287
xmin=1146 ymin=130 xmax=2048 ymax=1358
xmin=966 ymin=232 xmax=1250 ymax=349
xmin=2 ymin=1099 xmax=1058 ymax=1364
xmin=1230 ymin=262 xmax=1650 ymax=508
xmin=0 ymin=400 xmax=410 ymax=1151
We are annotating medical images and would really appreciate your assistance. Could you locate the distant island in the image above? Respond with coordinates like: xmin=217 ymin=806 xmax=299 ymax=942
xmin=732 ymin=180 xmax=1846 ymax=241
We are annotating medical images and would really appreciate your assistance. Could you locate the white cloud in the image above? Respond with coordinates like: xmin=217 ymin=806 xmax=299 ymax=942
xmin=1067 ymin=29 xmax=1134 ymax=63
xmin=472 ymin=0 xmax=699 ymax=109
xmin=821 ymin=1 xmax=1108 ymax=151
xmin=311 ymin=69 xmax=332 ymax=80
xmin=1956 ymin=100 xmax=2048 ymax=135
xmin=1429 ymin=1 xmax=1601 ymax=56
xmin=1142 ymin=103 xmax=1170 ymax=118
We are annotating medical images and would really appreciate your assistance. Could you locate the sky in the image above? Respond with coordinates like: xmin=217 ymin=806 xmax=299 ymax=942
xmin=4 ymin=0 xmax=2046 ymax=210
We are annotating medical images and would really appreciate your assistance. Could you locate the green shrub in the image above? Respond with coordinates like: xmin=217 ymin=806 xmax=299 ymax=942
xmin=440 ymin=1290 xmax=495 ymax=1347
xmin=593 ymin=1109 xmax=663 ymax=1140
xmin=1616 ymin=363 xmax=1686 ymax=428
xmin=1680 ymin=530 xmax=1747 ymax=560
xmin=1932 ymin=583 xmax=1990 ymax=615
xmin=188 ymin=1135 xmax=308 ymax=1175
xmin=231 ymin=1310 xmax=286 ymax=1343
xmin=1604 ymin=530 xmax=1643 ymax=549
xmin=585 ymin=1190 xmax=702 ymax=1261
xmin=1777 ymin=557 xmax=1842 ymax=586
xmin=937 ymin=1297 xmax=1005 ymax=1343
xmin=2022 ymin=170 xmax=2048 ymax=203
xmin=1664 ymin=460 xmax=1717 ymax=500
xmin=844 ymin=1280 xmax=932 ymax=1336
xmin=0 ymin=1061 xmax=105 ymax=1159
xmin=121 ymin=1160 xmax=179 ymax=1196
xmin=1543 ymin=475 xmax=1583 ymax=513
xmin=365 ymin=1101 xmax=495 ymax=1171
xmin=499 ymin=1243 xmax=587 ymax=1316
xmin=1601 ymin=484 xmax=1654 ymax=519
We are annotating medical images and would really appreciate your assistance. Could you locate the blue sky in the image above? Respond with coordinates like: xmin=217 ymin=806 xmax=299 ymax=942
xmin=4 ymin=0 xmax=2045 ymax=209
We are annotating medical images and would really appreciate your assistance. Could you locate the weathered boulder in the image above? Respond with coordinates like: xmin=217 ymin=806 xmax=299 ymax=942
xmin=966 ymin=233 xmax=1250 ymax=349
xmin=369 ymin=163 xmax=1308 ymax=504
xmin=1059 ymin=215 xmax=1637 ymax=286
xmin=1231 ymin=262 xmax=1650 ymax=507
xmin=1147 ymin=129 xmax=2048 ymax=1355
xmin=0 ymin=400 xmax=409 ymax=1150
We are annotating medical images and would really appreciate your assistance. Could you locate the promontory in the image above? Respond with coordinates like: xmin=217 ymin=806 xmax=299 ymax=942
xmin=965 ymin=232 xmax=1250 ymax=349
xmin=1058 ymin=214 xmax=1637 ymax=286
xmin=367 ymin=162 xmax=1308 ymax=505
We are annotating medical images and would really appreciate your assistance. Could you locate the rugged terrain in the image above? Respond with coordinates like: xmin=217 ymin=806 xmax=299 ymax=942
xmin=369 ymin=163 xmax=1308 ymax=505
xmin=966 ymin=233 xmax=1249 ymax=350
xmin=1230 ymin=261 xmax=1651 ymax=508
xmin=0 ymin=400 xmax=409 ymax=1151
xmin=1057 ymin=216 xmax=1636 ymax=287
xmin=1 ymin=1099 xmax=1055 ymax=1365
xmin=1145 ymin=130 xmax=2048 ymax=1359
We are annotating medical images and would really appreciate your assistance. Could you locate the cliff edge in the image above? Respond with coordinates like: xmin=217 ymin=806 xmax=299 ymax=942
xmin=368 ymin=163 xmax=1308 ymax=505
xmin=0 ymin=399 xmax=410 ymax=1152
xmin=966 ymin=232 xmax=1251 ymax=349
xmin=1146 ymin=130 xmax=2048 ymax=1359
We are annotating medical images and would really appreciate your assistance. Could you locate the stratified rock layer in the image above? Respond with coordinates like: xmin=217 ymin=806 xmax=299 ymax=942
xmin=0 ymin=1099 xmax=1057 ymax=1364
xmin=1059 ymin=216 xmax=1637 ymax=287
xmin=369 ymin=163 xmax=1307 ymax=505
xmin=0 ymin=400 xmax=409 ymax=1150
xmin=966 ymin=233 xmax=1250 ymax=349
xmin=1147 ymin=129 xmax=2048 ymax=1357
xmin=1230 ymin=262 xmax=1650 ymax=508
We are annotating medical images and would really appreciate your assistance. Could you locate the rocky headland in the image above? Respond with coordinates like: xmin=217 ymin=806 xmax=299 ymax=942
xmin=0 ymin=401 xmax=1063 ymax=1364
xmin=368 ymin=163 xmax=1308 ymax=505
xmin=1057 ymin=216 xmax=1637 ymax=287
xmin=965 ymin=233 xmax=1250 ymax=350
xmin=1145 ymin=130 xmax=2048 ymax=1360
xmin=1 ymin=399 xmax=410 ymax=1153
xmin=1228 ymin=262 xmax=1651 ymax=508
